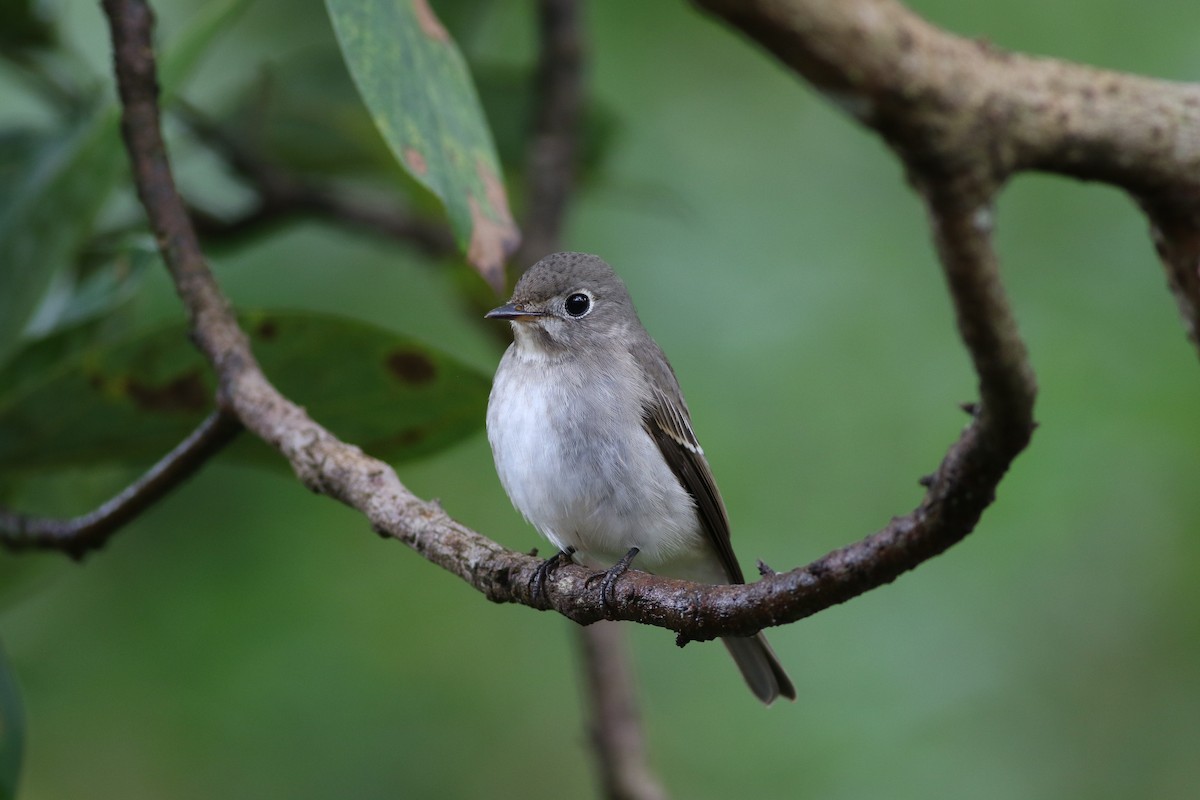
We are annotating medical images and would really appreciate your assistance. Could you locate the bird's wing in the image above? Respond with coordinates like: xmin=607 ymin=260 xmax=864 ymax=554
xmin=639 ymin=373 xmax=745 ymax=585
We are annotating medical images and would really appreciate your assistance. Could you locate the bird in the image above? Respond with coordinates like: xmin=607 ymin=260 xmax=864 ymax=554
xmin=484 ymin=251 xmax=795 ymax=705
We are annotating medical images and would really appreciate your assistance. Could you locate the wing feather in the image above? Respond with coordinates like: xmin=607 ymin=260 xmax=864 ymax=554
xmin=638 ymin=368 xmax=745 ymax=585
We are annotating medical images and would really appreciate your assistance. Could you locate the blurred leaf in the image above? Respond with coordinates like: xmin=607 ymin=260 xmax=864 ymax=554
xmin=0 ymin=0 xmax=254 ymax=368
xmin=53 ymin=235 xmax=155 ymax=327
xmin=158 ymin=0 xmax=252 ymax=99
xmin=0 ymin=0 xmax=56 ymax=51
xmin=0 ymin=105 xmax=125 ymax=367
xmin=221 ymin=51 xmax=617 ymax=204
xmin=474 ymin=65 xmax=618 ymax=182
xmin=326 ymin=0 xmax=519 ymax=292
xmin=0 ymin=310 xmax=490 ymax=473
xmin=0 ymin=130 xmax=45 ymax=207
xmin=0 ymin=642 xmax=22 ymax=800
xmin=3 ymin=239 xmax=155 ymax=403
xmin=0 ymin=315 xmax=129 ymax=405
xmin=218 ymin=48 xmax=448 ymax=233
xmin=225 ymin=48 xmax=402 ymax=177
xmin=24 ymin=233 xmax=156 ymax=338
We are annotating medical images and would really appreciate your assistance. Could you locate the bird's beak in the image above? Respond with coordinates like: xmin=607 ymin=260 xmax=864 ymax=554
xmin=485 ymin=303 xmax=546 ymax=322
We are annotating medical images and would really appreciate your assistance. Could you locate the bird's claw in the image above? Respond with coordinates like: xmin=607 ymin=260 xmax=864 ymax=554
xmin=586 ymin=547 xmax=640 ymax=612
xmin=530 ymin=546 xmax=575 ymax=603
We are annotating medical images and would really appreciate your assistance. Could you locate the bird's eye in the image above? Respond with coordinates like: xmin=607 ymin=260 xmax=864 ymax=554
xmin=564 ymin=292 xmax=591 ymax=317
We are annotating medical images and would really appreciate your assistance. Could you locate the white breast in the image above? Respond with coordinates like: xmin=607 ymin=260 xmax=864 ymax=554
xmin=486 ymin=342 xmax=702 ymax=568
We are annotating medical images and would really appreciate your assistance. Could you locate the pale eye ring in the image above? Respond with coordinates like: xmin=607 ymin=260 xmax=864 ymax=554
xmin=564 ymin=292 xmax=592 ymax=317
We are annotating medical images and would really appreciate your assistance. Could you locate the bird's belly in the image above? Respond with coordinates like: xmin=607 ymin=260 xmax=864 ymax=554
xmin=487 ymin=366 xmax=701 ymax=568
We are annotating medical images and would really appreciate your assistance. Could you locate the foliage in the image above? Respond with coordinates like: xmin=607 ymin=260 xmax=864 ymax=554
xmin=0 ymin=1 xmax=1197 ymax=800
xmin=0 ymin=0 xmax=511 ymax=792
xmin=0 ymin=644 xmax=20 ymax=800
xmin=327 ymin=0 xmax=518 ymax=292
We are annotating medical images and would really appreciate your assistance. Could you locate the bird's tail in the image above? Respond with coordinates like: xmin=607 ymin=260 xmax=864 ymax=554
xmin=723 ymin=633 xmax=796 ymax=706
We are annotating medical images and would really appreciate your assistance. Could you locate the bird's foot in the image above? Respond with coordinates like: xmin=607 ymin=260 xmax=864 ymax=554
xmin=530 ymin=546 xmax=575 ymax=603
xmin=586 ymin=547 xmax=640 ymax=612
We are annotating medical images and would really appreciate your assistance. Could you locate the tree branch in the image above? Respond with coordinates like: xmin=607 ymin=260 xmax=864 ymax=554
xmin=514 ymin=0 xmax=587 ymax=267
xmin=191 ymin=184 xmax=456 ymax=257
xmin=576 ymin=623 xmax=669 ymax=800
xmin=691 ymin=0 xmax=1200 ymax=356
xmin=0 ymin=411 xmax=241 ymax=559
xmin=89 ymin=0 xmax=1199 ymax=652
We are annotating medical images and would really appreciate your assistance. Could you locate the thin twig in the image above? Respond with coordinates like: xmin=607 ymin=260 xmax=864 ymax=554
xmin=514 ymin=0 xmax=587 ymax=268
xmin=0 ymin=410 xmax=241 ymax=559
xmin=576 ymin=623 xmax=669 ymax=800
xmin=190 ymin=184 xmax=456 ymax=258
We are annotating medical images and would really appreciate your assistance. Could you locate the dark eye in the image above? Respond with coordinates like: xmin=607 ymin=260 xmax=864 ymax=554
xmin=564 ymin=293 xmax=591 ymax=317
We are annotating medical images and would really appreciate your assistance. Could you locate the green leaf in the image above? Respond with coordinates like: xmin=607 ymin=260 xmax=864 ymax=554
xmin=3 ymin=239 xmax=154 ymax=402
xmin=0 ymin=642 xmax=23 ymax=800
xmin=0 ymin=311 xmax=490 ymax=473
xmin=0 ymin=104 xmax=125 ymax=367
xmin=0 ymin=0 xmax=252 ymax=369
xmin=0 ymin=130 xmax=46 ymax=208
xmin=25 ymin=233 xmax=156 ymax=338
xmin=158 ymin=0 xmax=253 ymax=98
xmin=326 ymin=0 xmax=520 ymax=292
xmin=224 ymin=48 xmax=405 ymax=178
xmin=0 ymin=0 xmax=56 ymax=51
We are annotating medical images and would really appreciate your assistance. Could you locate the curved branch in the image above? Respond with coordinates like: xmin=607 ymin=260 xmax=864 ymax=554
xmin=94 ymin=0 xmax=1019 ymax=642
xmin=692 ymin=0 xmax=1200 ymax=353
xmin=0 ymin=411 xmax=241 ymax=559
xmin=93 ymin=0 xmax=1199 ymax=647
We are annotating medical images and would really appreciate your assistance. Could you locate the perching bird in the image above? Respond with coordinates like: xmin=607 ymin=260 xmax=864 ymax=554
xmin=485 ymin=251 xmax=794 ymax=705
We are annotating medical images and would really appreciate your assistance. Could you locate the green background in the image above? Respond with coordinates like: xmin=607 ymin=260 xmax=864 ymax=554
xmin=2 ymin=1 xmax=1199 ymax=798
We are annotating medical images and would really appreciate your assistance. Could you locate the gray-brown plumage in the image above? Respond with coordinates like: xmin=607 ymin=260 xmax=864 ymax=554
xmin=486 ymin=251 xmax=794 ymax=704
